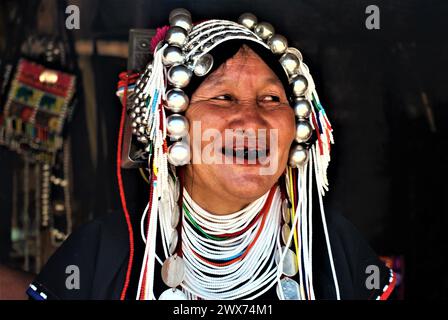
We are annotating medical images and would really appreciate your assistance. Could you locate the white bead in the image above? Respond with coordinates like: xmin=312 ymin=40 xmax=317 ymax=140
xmin=268 ymin=34 xmax=288 ymax=55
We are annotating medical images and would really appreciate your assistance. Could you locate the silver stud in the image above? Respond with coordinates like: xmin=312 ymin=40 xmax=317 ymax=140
xmin=238 ymin=13 xmax=258 ymax=29
xmin=167 ymin=141 xmax=191 ymax=166
xmin=135 ymin=117 xmax=142 ymax=124
xmin=138 ymin=136 xmax=148 ymax=144
xmin=162 ymin=45 xmax=184 ymax=66
xmin=138 ymin=126 xmax=146 ymax=134
xmin=291 ymin=75 xmax=308 ymax=96
xmin=254 ymin=22 xmax=275 ymax=40
xmin=167 ymin=64 xmax=192 ymax=88
xmin=293 ymin=97 xmax=312 ymax=119
xmin=131 ymin=121 xmax=138 ymax=128
xmin=280 ymin=52 xmax=301 ymax=76
xmin=165 ymin=26 xmax=188 ymax=47
xmin=166 ymin=114 xmax=189 ymax=139
xmin=194 ymin=53 xmax=214 ymax=76
xmin=295 ymin=120 xmax=313 ymax=143
xmin=166 ymin=88 xmax=189 ymax=112
xmin=170 ymin=14 xmax=193 ymax=33
xmin=268 ymin=34 xmax=288 ymax=55
xmin=289 ymin=144 xmax=309 ymax=167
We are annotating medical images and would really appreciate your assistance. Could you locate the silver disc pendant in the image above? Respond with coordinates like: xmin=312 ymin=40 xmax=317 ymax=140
xmin=282 ymin=199 xmax=290 ymax=224
xmin=275 ymin=246 xmax=299 ymax=277
xmin=276 ymin=277 xmax=301 ymax=300
xmin=159 ymin=288 xmax=188 ymax=300
xmin=161 ymin=254 xmax=185 ymax=288
xmin=281 ymin=223 xmax=291 ymax=247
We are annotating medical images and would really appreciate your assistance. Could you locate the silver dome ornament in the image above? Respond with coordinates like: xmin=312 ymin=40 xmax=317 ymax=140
xmin=194 ymin=53 xmax=214 ymax=76
xmin=268 ymin=34 xmax=288 ymax=55
xmin=288 ymin=144 xmax=309 ymax=167
xmin=131 ymin=121 xmax=138 ymax=128
xmin=138 ymin=136 xmax=149 ymax=144
xmin=293 ymin=97 xmax=312 ymax=119
xmin=170 ymin=14 xmax=193 ymax=33
xmin=295 ymin=120 xmax=313 ymax=143
xmin=238 ymin=13 xmax=258 ymax=29
xmin=291 ymin=75 xmax=309 ymax=96
xmin=169 ymin=8 xmax=191 ymax=23
xmin=166 ymin=114 xmax=189 ymax=139
xmin=167 ymin=64 xmax=192 ymax=88
xmin=138 ymin=126 xmax=146 ymax=135
xmin=166 ymin=88 xmax=189 ymax=112
xmin=162 ymin=45 xmax=184 ymax=66
xmin=165 ymin=26 xmax=188 ymax=47
xmin=167 ymin=141 xmax=191 ymax=166
xmin=254 ymin=22 xmax=275 ymax=40
xmin=279 ymin=52 xmax=301 ymax=76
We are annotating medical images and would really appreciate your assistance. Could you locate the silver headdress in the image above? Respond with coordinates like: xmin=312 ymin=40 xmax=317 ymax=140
xmin=117 ymin=8 xmax=338 ymax=300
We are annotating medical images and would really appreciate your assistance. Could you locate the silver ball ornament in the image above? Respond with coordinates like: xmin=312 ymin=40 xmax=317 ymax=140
xmin=254 ymin=22 xmax=275 ymax=40
xmin=238 ymin=13 xmax=258 ymax=29
xmin=194 ymin=53 xmax=214 ymax=76
xmin=165 ymin=26 xmax=188 ymax=47
xmin=280 ymin=52 xmax=301 ymax=76
xmin=295 ymin=120 xmax=313 ymax=143
xmin=170 ymin=14 xmax=193 ymax=33
xmin=162 ymin=45 xmax=184 ymax=66
xmin=293 ymin=97 xmax=312 ymax=119
xmin=166 ymin=114 xmax=189 ymax=139
xmin=167 ymin=141 xmax=191 ymax=166
xmin=268 ymin=34 xmax=288 ymax=55
xmin=169 ymin=8 xmax=192 ymax=23
xmin=168 ymin=64 xmax=192 ymax=88
xmin=291 ymin=75 xmax=308 ymax=96
xmin=288 ymin=144 xmax=309 ymax=167
xmin=165 ymin=88 xmax=189 ymax=112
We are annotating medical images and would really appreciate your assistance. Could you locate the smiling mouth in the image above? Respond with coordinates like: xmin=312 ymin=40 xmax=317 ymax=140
xmin=221 ymin=147 xmax=270 ymax=164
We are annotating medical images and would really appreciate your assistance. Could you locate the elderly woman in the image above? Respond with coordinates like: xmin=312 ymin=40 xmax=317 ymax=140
xmin=27 ymin=9 xmax=395 ymax=300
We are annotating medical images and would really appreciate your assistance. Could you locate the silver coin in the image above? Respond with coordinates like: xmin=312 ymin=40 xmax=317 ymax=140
xmin=275 ymin=246 xmax=299 ymax=277
xmin=159 ymin=288 xmax=187 ymax=300
xmin=276 ymin=277 xmax=301 ymax=300
xmin=282 ymin=199 xmax=291 ymax=224
xmin=161 ymin=254 xmax=185 ymax=288
xmin=169 ymin=229 xmax=179 ymax=255
xmin=281 ymin=223 xmax=291 ymax=247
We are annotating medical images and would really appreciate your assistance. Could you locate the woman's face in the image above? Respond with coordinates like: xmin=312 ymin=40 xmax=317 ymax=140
xmin=184 ymin=45 xmax=295 ymax=214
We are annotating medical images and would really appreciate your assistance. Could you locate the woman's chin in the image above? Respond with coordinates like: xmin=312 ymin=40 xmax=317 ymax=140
xmin=218 ymin=169 xmax=276 ymax=202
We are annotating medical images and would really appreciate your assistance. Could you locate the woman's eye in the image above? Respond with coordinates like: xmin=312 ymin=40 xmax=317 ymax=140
xmin=212 ymin=94 xmax=233 ymax=101
xmin=261 ymin=95 xmax=281 ymax=103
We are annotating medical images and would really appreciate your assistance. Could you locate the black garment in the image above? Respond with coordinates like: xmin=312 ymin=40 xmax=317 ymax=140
xmin=27 ymin=210 xmax=394 ymax=300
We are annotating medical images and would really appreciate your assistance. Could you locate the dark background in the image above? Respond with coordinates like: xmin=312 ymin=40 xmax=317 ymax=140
xmin=1 ymin=0 xmax=447 ymax=299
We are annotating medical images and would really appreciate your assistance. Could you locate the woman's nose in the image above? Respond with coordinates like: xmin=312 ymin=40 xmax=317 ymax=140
xmin=227 ymin=99 xmax=268 ymax=130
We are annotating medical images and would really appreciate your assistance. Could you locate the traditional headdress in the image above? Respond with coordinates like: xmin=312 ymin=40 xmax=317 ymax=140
xmin=117 ymin=8 xmax=337 ymax=300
